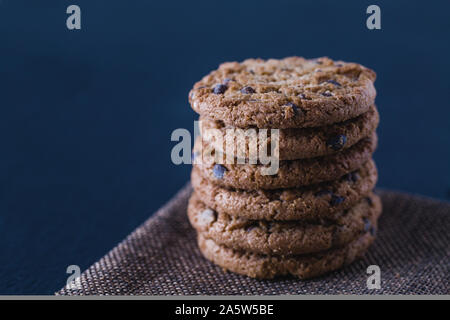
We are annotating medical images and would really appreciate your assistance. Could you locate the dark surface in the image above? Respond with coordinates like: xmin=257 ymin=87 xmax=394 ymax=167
xmin=0 ymin=0 xmax=449 ymax=294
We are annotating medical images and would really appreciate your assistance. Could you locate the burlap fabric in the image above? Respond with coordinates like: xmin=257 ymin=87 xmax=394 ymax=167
xmin=58 ymin=185 xmax=449 ymax=295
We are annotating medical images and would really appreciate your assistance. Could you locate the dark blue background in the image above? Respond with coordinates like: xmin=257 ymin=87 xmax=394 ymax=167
xmin=0 ymin=0 xmax=449 ymax=294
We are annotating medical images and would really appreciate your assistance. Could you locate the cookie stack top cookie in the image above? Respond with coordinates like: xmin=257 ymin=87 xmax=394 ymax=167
xmin=189 ymin=57 xmax=376 ymax=129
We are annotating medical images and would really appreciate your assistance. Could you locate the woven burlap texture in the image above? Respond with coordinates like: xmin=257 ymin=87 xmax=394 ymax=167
xmin=58 ymin=185 xmax=449 ymax=295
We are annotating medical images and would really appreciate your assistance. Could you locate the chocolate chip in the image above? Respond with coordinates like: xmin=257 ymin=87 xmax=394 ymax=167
xmin=315 ymin=190 xmax=332 ymax=197
xmin=327 ymin=134 xmax=347 ymax=151
xmin=370 ymin=226 xmax=377 ymax=236
xmin=283 ymin=102 xmax=302 ymax=115
xmin=366 ymin=196 xmax=373 ymax=206
xmin=326 ymin=79 xmax=341 ymax=86
xmin=344 ymin=171 xmax=359 ymax=182
xmin=241 ymin=86 xmax=256 ymax=94
xmin=363 ymin=218 xmax=371 ymax=232
xmin=330 ymin=195 xmax=345 ymax=206
xmin=212 ymin=84 xmax=228 ymax=94
xmin=321 ymin=91 xmax=333 ymax=97
xmin=212 ymin=164 xmax=227 ymax=179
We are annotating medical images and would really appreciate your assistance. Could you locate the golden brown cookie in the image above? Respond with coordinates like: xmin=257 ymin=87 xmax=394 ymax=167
xmin=193 ymin=133 xmax=377 ymax=190
xmin=189 ymin=192 xmax=381 ymax=255
xmin=199 ymin=105 xmax=379 ymax=160
xmin=189 ymin=57 xmax=376 ymax=129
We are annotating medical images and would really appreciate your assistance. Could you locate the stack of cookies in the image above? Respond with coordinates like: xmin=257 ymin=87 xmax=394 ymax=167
xmin=188 ymin=57 xmax=381 ymax=279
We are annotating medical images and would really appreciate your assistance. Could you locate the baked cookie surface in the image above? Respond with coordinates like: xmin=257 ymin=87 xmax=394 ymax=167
xmin=193 ymin=133 xmax=377 ymax=190
xmin=200 ymin=105 xmax=379 ymax=160
xmin=189 ymin=57 xmax=376 ymax=129
xmin=198 ymin=231 xmax=375 ymax=279
xmin=189 ymin=192 xmax=381 ymax=255
xmin=191 ymin=160 xmax=378 ymax=220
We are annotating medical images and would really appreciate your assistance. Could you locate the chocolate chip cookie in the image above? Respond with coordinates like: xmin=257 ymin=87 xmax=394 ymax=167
xmin=189 ymin=192 xmax=381 ymax=255
xmin=189 ymin=57 xmax=376 ymax=129
xmin=193 ymin=133 xmax=377 ymax=190
xmin=191 ymin=159 xmax=377 ymax=221
xmin=188 ymin=56 xmax=381 ymax=280
xmin=200 ymin=105 xmax=379 ymax=160
xmin=198 ymin=231 xmax=375 ymax=279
